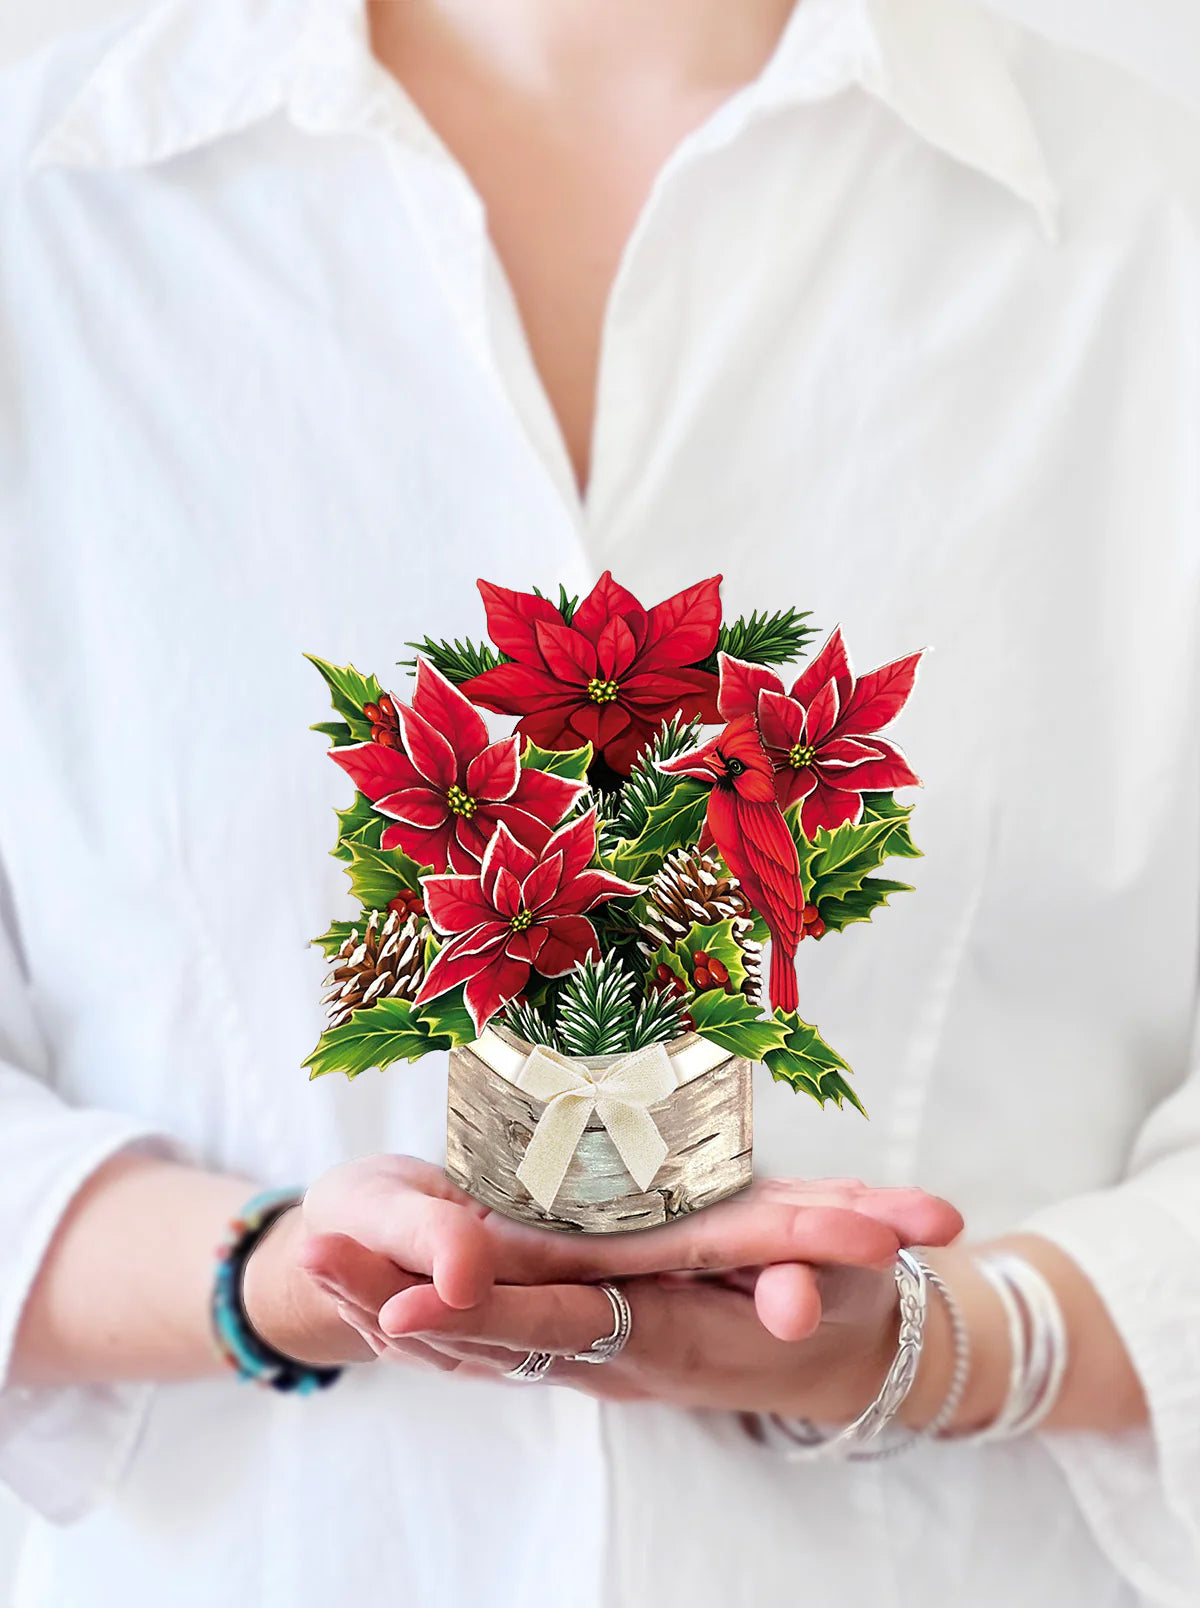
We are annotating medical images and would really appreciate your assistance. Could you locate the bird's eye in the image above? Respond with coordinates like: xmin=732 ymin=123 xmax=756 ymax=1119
xmin=724 ymin=757 xmax=745 ymax=777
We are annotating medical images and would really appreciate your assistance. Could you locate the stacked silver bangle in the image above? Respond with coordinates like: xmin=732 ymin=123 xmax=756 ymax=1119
xmin=962 ymin=1250 xmax=1069 ymax=1440
xmin=753 ymin=1247 xmax=1067 ymax=1460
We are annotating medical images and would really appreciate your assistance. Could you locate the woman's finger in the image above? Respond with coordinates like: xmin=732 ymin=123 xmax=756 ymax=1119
xmin=379 ymin=1279 xmax=620 ymax=1356
xmin=303 ymin=1157 xmax=496 ymax=1309
xmin=753 ymin=1261 xmax=823 ymax=1342
xmin=494 ymin=1199 xmax=903 ymax=1286
xmin=299 ymin=1232 xmax=421 ymax=1310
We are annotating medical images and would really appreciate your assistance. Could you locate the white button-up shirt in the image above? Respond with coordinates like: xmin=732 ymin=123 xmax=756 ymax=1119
xmin=2 ymin=0 xmax=1199 ymax=1603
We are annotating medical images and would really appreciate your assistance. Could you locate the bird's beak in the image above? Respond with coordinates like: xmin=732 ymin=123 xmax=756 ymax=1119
xmin=658 ymin=737 xmax=724 ymax=784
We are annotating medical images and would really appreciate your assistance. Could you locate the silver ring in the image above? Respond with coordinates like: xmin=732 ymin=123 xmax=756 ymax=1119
xmin=566 ymin=1282 xmax=633 ymax=1366
xmin=506 ymin=1350 xmax=554 ymax=1383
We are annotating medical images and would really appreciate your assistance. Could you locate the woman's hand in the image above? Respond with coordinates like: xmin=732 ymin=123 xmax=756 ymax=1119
xmin=261 ymin=1156 xmax=962 ymax=1375
xmin=355 ymin=1261 xmax=915 ymax=1421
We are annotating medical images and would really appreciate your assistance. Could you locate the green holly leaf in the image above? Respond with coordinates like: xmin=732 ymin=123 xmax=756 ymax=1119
xmin=312 ymin=720 xmax=355 ymax=747
xmin=764 ymin=1010 xmax=864 ymax=1114
xmin=615 ymin=778 xmax=708 ymax=878
xmin=311 ymin=918 xmax=361 ymax=961
xmin=306 ymin=655 xmax=385 ymax=744
xmin=688 ymin=989 xmax=790 ymax=1061
xmin=331 ymin=791 xmax=386 ymax=862
xmin=520 ymin=739 xmax=594 ymax=782
xmin=672 ymin=919 xmax=749 ymax=994
xmin=304 ymin=997 xmax=438 ymax=1079
xmin=344 ymin=841 xmax=426 ymax=909
xmin=816 ymin=877 xmax=913 ymax=934
xmin=414 ymin=987 xmax=476 ymax=1048
xmin=859 ymin=792 xmax=922 ymax=860
xmin=792 ymin=815 xmax=896 ymax=902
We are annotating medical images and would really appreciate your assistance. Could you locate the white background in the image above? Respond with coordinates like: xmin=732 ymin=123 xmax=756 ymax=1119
xmin=0 ymin=0 xmax=1197 ymax=1602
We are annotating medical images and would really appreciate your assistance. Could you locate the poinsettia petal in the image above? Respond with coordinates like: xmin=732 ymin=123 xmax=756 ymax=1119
xmin=466 ymin=738 xmax=520 ymax=803
xmin=756 ymin=689 xmax=807 ymax=757
xmin=570 ymin=572 xmax=648 ymax=646
xmin=596 ymin=614 xmax=639 ymax=680
xmin=330 ymin=742 xmax=420 ymax=803
xmin=789 ymin=627 xmax=854 ymax=710
xmin=476 ymin=579 xmax=564 ymax=660
xmin=375 ymin=785 xmax=448 ymax=829
xmin=541 ymin=809 xmax=600 ymax=886
xmin=510 ymin=764 xmax=585 ymax=827
xmin=513 ymin=705 xmax=591 ymax=751
xmin=600 ymin=715 xmax=659 ymax=775
xmin=804 ymin=678 xmax=841 ymax=747
xmin=533 ymin=915 xmax=601 ymax=977
xmin=487 ymin=802 xmax=559 ymax=855
xmin=800 ymin=778 xmax=864 ymax=838
xmin=521 ymin=851 xmax=565 ymax=914
xmin=492 ymin=867 xmax=523 ymax=920
xmin=568 ymin=701 xmax=631 ymax=750
xmin=395 ymin=704 xmax=457 ymax=791
xmin=549 ymin=868 xmax=644 ymax=915
xmin=411 ymin=657 xmax=489 ymax=771
xmin=448 ymin=822 xmax=489 ymax=871
xmin=379 ymin=818 xmax=454 ymax=872
xmin=504 ymin=924 xmax=548 ymax=965
xmin=462 ymin=951 xmax=532 ymax=1035
xmin=817 ymin=736 xmax=921 ymax=792
xmin=717 ymin=653 xmax=784 ymax=721
xmin=810 ymin=736 xmax=883 ymax=771
xmin=773 ymin=765 xmax=818 ymax=814
xmin=459 ymin=662 xmax=567 ymax=716
xmin=636 ymin=576 xmax=723 ymax=673
xmin=533 ymin=619 xmax=597 ymax=684
xmin=480 ymin=822 xmax=539 ymax=905
xmin=838 ymin=650 xmax=924 ymax=736
xmin=415 ymin=924 xmax=511 ymax=1007
xmin=423 ymin=872 xmax=497 ymax=935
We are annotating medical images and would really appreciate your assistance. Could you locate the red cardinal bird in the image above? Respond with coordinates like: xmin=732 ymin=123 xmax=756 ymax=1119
xmin=660 ymin=715 xmax=804 ymax=1013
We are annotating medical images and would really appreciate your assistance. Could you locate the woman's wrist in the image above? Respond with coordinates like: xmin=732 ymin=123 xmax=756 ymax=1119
xmin=240 ymin=1205 xmax=375 ymax=1368
xmin=896 ymin=1248 xmax=1011 ymax=1433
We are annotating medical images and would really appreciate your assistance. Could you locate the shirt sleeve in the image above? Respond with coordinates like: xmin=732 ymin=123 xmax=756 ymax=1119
xmin=0 ymin=863 xmax=180 ymax=1525
xmin=1022 ymin=1062 xmax=1200 ymax=1607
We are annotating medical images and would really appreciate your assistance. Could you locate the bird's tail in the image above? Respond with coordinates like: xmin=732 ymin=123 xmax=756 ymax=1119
xmin=769 ymin=938 xmax=799 ymax=1014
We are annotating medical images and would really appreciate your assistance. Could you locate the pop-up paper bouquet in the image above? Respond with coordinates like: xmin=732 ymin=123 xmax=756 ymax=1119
xmin=306 ymin=574 xmax=922 ymax=1232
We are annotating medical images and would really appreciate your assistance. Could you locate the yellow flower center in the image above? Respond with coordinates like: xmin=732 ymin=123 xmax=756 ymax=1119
xmin=446 ymin=784 xmax=477 ymax=818
xmin=510 ymin=909 xmax=534 ymax=932
xmin=789 ymin=742 xmax=816 ymax=770
xmin=586 ymin=678 xmax=620 ymax=705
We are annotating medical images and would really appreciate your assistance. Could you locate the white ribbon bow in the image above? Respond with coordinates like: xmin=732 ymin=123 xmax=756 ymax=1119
xmin=507 ymin=1042 xmax=678 ymax=1210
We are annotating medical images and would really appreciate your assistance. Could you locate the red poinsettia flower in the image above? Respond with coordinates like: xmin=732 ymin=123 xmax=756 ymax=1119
xmin=330 ymin=659 xmax=584 ymax=873
xmin=459 ymin=571 xmax=723 ymax=774
xmin=415 ymin=811 xmax=644 ymax=1034
xmin=717 ymin=628 xmax=923 ymax=839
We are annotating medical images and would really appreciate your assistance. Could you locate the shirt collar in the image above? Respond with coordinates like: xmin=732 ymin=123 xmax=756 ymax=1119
xmin=30 ymin=0 xmax=1058 ymax=235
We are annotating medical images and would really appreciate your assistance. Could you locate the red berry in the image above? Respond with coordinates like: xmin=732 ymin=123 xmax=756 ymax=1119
xmin=694 ymin=965 xmax=712 ymax=989
xmin=363 ymin=702 xmax=382 ymax=723
xmin=378 ymin=694 xmax=397 ymax=719
xmin=808 ymin=917 xmax=826 ymax=940
xmin=802 ymin=904 xmax=820 ymax=926
xmin=707 ymin=957 xmax=730 ymax=986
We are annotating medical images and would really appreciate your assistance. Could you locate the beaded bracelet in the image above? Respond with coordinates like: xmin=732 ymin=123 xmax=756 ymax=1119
xmin=211 ymin=1188 xmax=343 ymax=1396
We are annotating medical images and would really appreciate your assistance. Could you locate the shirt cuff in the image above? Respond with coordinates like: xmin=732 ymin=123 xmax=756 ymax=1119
xmin=0 ymin=1116 xmax=182 ymax=1524
xmin=1022 ymin=1185 xmax=1200 ymax=1608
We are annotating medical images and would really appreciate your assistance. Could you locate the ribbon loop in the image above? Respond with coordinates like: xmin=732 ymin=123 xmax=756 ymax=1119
xmin=508 ymin=1043 xmax=678 ymax=1210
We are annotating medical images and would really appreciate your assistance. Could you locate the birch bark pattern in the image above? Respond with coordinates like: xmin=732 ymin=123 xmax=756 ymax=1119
xmin=445 ymin=1036 xmax=754 ymax=1232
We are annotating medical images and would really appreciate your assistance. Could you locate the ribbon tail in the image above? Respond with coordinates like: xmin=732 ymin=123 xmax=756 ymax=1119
xmin=516 ymin=1091 xmax=594 ymax=1210
xmin=596 ymin=1100 xmax=670 ymax=1192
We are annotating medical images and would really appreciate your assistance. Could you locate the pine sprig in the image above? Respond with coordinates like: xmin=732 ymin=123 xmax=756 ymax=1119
xmin=628 ymin=986 xmax=688 ymax=1051
xmin=532 ymin=584 xmax=580 ymax=625
xmin=597 ymin=716 xmax=701 ymax=852
xmin=504 ymin=996 xmax=560 ymax=1051
xmin=698 ymin=608 xmax=816 ymax=672
xmin=401 ymin=636 xmax=510 ymax=684
xmin=556 ymin=955 xmax=637 ymax=1057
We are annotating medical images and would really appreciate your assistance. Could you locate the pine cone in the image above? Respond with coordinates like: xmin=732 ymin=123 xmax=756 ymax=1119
xmin=323 ymin=908 xmax=425 ymax=1028
xmin=639 ymin=849 xmax=763 ymax=1002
